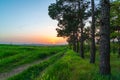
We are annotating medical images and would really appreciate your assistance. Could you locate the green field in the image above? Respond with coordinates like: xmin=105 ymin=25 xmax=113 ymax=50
xmin=0 ymin=44 xmax=120 ymax=80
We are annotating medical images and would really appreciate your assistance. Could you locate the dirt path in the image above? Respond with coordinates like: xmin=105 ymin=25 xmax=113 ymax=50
xmin=0 ymin=56 xmax=53 ymax=80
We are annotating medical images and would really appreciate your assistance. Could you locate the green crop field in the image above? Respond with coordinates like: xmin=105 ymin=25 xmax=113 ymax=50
xmin=0 ymin=44 xmax=120 ymax=80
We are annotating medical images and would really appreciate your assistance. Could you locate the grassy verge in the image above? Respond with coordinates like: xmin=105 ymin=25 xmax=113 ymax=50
xmin=36 ymin=50 xmax=94 ymax=80
xmin=36 ymin=50 xmax=120 ymax=80
xmin=7 ymin=51 xmax=65 ymax=80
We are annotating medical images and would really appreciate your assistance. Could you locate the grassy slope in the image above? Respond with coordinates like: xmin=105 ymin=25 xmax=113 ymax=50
xmin=0 ymin=45 xmax=65 ymax=72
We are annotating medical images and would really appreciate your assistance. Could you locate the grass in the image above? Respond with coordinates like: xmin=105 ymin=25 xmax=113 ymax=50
xmin=8 ymin=51 xmax=65 ymax=80
xmin=36 ymin=50 xmax=120 ymax=80
xmin=0 ymin=44 xmax=66 ymax=72
xmin=36 ymin=50 xmax=95 ymax=80
xmin=0 ymin=44 xmax=120 ymax=80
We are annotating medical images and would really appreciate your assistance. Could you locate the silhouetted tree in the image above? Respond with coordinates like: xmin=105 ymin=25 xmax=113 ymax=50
xmin=48 ymin=0 xmax=89 ymax=54
xmin=77 ymin=0 xmax=90 ymax=58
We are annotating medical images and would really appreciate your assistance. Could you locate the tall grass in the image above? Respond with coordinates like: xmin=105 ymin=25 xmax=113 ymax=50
xmin=36 ymin=50 xmax=94 ymax=80
xmin=36 ymin=49 xmax=120 ymax=80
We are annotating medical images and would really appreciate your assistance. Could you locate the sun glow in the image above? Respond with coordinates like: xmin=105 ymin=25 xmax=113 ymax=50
xmin=40 ymin=36 xmax=66 ymax=44
xmin=24 ymin=35 xmax=67 ymax=44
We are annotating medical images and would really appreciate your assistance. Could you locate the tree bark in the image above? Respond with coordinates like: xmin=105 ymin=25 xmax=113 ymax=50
xmin=118 ymin=30 xmax=120 ymax=57
xmin=78 ymin=1 xmax=84 ymax=58
xmin=73 ymin=32 xmax=77 ymax=52
xmin=76 ymin=33 xmax=79 ymax=53
xmin=80 ymin=25 xmax=84 ymax=58
xmin=90 ymin=0 xmax=96 ymax=63
xmin=118 ymin=39 xmax=120 ymax=57
xmin=99 ymin=0 xmax=111 ymax=75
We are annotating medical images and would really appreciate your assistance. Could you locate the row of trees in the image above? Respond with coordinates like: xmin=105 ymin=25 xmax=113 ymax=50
xmin=48 ymin=0 xmax=120 ymax=75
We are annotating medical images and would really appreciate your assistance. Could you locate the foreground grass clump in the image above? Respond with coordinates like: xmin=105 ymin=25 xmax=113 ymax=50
xmin=0 ymin=44 xmax=65 ymax=72
xmin=8 ymin=51 xmax=64 ymax=80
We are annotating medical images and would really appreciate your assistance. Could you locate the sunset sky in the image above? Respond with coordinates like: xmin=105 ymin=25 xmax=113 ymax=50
xmin=0 ymin=0 xmax=66 ymax=44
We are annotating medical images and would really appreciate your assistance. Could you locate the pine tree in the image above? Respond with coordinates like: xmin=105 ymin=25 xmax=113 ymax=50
xmin=99 ymin=0 xmax=111 ymax=75
xmin=90 ymin=0 xmax=96 ymax=63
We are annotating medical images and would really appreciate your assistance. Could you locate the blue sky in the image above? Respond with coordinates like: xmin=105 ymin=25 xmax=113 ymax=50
xmin=0 ymin=0 xmax=66 ymax=44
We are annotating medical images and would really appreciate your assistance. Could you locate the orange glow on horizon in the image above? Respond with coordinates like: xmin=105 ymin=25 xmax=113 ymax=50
xmin=1 ymin=33 xmax=67 ymax=44
xmin=33 ymin=36 xmax=67 ymax=44
xmin=12 ymin=35 xmax=67 ymax=44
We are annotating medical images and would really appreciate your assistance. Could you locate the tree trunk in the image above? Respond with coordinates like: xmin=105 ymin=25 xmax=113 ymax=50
xmin=90 ymin=0 xmax=96 ymax=63
xmin=78 ymin=1 xmax=84 ymax=58
xmin=99 ymin=0 xmax=111 ymax=75
xmin=118 ymin=40 xmax=120 ymax=57
xmin=118 ymin=30 xmax=120 ymax=57
xmin=80 ymin=26 xmax=84 ymax=58
xmin=73 ymin=33 xmax=77 ymax=52
xmin=76 ymin=33 xmax=79 ymax=53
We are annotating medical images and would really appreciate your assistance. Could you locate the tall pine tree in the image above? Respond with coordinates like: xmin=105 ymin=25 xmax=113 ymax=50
xmin=100 ymin=0 xmax=111 ymax=75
